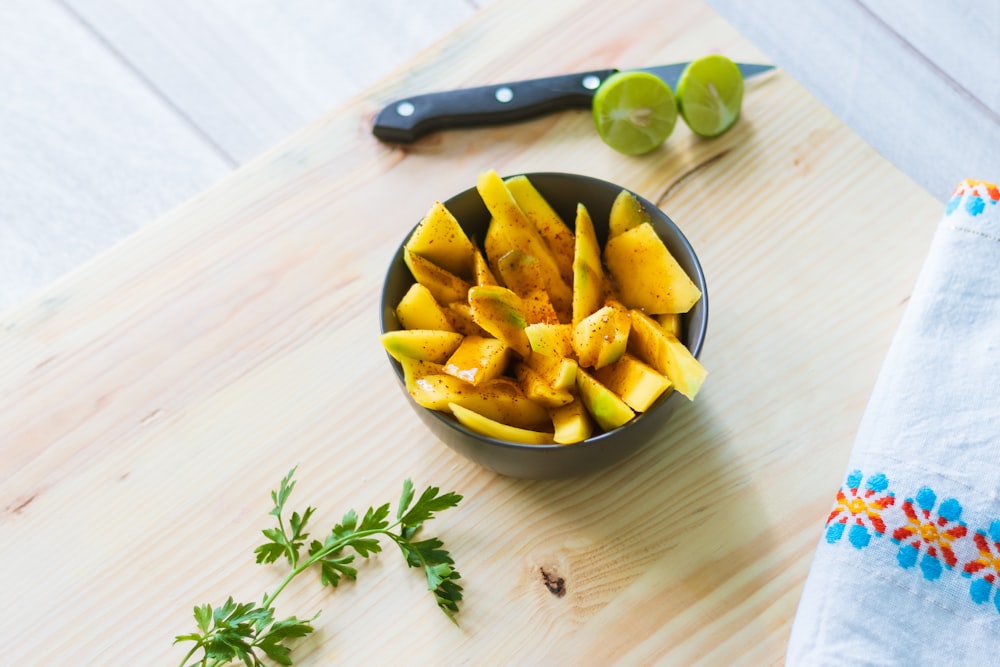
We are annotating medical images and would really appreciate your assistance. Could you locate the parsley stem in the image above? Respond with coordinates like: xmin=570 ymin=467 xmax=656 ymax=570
xmin=261 ymin=527 xmax=393 ymax=609
xmin=176 ymin=472 xmax=462 ymax=667
xmin=177 ymin=643 xmax=202 ymax=667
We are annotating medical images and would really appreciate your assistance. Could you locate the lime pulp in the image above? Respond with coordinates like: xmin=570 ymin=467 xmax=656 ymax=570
xmin=676 ymin=54 xmax=745 ymax=137
xmin=591 ymin=71 xmax=678 ymax=155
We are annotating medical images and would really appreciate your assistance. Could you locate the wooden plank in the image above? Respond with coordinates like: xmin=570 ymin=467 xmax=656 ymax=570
xmin=0 ymin=0 xmax=230 ymax=311
xmin=0 ymin=1 xmax=491 ymax=313
xmin=0 ymin=0 xmax=943 ymax=663
xmin=65 ymin=0 xmax=484 ymax=164
xmin=862 ymin=0 xmax=1000 ymax=115
xmin=707 ymin=0 xmax=1000 ymax=201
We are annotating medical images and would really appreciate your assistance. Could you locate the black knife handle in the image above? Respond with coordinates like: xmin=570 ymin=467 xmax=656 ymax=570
xmin=372 ymin=69 xmax=617 ymax=143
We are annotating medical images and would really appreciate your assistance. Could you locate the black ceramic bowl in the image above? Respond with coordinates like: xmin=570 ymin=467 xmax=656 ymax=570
xmin=380 ymin=172 xmax=708 ymax=479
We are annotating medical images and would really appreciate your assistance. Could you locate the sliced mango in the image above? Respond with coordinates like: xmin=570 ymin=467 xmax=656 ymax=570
xmin=406 ymin=201 xmax=476 ymax=278
xmin=521 ymin=288 xmax=561 ymax=325
xmin=603 ymin=222 xmax=701 ymax=314
xmin=504 ymin=174 xmax=575 ymax=284
xmin=443 ymin=336 xmax=511 ymax=386
xmin=496 ymin=249 xmax=546 ymax=298
xmin=449 ymin=402 xmax=554 ymax=445
xmin=404 ymin=249 xmax=472 ymax=304
xmin=627 ymin=310 xmax=706 ymax=400
xmin=473 ymin=244 xmax=499 ymax=286
xmin=576 ymin=369 xmax=635 ymax=432
xmin=468 ymin=285 xmax=531 ymax=358
xmin=572 ymin=302 xmax=630 ymax=370
xmin=549 ymin=400 xmax=594 ymax=445
xmin=657 ymin=312 xmax=681 ymax=337
xmin=514 ymin=363 xmax=574 ymax=408
xmin=477 ymin=170 xmax=572 ymax=314
xmin=571 ymin=203 xmax=605 ymax=325
xmin=446 ymin=302 xmax=489 ymax=337
xmin=399 ymin=356 xmax=445 ymax=393
xmin=524 ymin=352 xmax=577 ymax=391
xmin=593 ymin=353 xmax=671 ymax=412
xmin=381 ymin=329 xmax=464 ymax=364
xmin=387 ymin=172 xmax=707 ymax=446
xmin=409 ymin=375 xmax=549 ymax=429
xmin=396 ymin=283 xmax=455 ymax=332
xmin=525 ymin=322 xmax=574 ymax=358
xmin=608 ymin=189 xmax=650 ymax=238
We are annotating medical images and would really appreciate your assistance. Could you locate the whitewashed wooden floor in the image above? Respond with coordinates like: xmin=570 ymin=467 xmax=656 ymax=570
xmin=2 ymin=1 xmax=999 ymax=312
xmin=0 ymin=0 xmax=492 ymax=311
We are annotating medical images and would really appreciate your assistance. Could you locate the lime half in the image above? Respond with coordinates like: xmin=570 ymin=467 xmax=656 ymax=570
xmin=592 ymin=71 xmax=678 ymax=155
xmin=676 ymin=54 xmax=745 ymax=137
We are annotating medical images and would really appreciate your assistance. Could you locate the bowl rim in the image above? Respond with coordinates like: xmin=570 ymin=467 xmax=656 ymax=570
xmin=379 ymin=171 xmax=709 ymax=453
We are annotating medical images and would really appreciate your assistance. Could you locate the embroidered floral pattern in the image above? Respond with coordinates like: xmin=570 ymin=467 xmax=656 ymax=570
xmin=962 ymin=521 xmax=1000 ymax=613
xmin=891 ymin=488 xmax=967 ymax=580
xmin=825 ymin=471 xmax=895 ymax=549
xmin=825 ymin=470 xmax=1000 ymax=613
xmin=946 ymin=179 xmax=999 ymax=217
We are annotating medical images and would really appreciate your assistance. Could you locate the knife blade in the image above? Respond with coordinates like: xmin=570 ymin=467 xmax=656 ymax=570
xmin=372 ymin=62 xmax=774 ymax=143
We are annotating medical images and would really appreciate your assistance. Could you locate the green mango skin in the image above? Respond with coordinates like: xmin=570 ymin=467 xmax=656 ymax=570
xmin=576 ymin=369 xmax=634 ymax=432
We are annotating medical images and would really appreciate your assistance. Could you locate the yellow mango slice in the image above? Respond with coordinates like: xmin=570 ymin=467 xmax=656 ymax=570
xmin=593 ymin=353 xmax=671 ymax=412
xmin=398 ymin=356 xmax=445 ymax=393
xmin=627 ymin=310 xmax=706 ymax=399
xmin=504 ymin=174 xmax=575 ymax=284
xmin=381 ymin=329 xmax=464 ymax=363
xmin=449 ymin=403 xmax=554 ymax=445
xmin=657 ymin=312 xmax=681 ymax=337
xmin=473 ymin=244 xmax=499 ymax=286
xmin=404 ymin=249 xmax=472 ymax=304
xmin=576 ymin=369 xmax=635 ymax=432
xmin=595 ymin=301 xmax=631 ymax=369
xmin=521 ymin=289 xmax=561 ymax=325
xmin=524 ymin=352 xmax=577 ymax=391
xmin=496 ymin=249 xmax=546 ymax=296
xmin=477 ymin=170 xmax=572 ymax=313
xmin=405 ymin=201 xmax=476 ymax=278
xmin=410 ymin=375 xmax=549 ymax=429
xmin=468 ymin=285 xmax=531 ymax=358
xmin=608 ymin=189 xmax=650 ymax=238
xmin=443 ymin=336 xmax=511 ymax=386
xmin=571 ymin=203 xmax=605 ymax=325
xmin=603 ymin=222 xmax=701 ymax=314
xmin=446 ymin=302 xmax=489 ymax=337
xmin=514 ymin=363 xmax=574 ymax=408
xmin=525 ymin=322 xmax=574 ymax=357
xmin=549 ymin=400 xmax=594 ymax=445
xmin=572 ymin=302 xmax=630 ymax=370
xmin=396 ymin=283 xmax=455 ymax=332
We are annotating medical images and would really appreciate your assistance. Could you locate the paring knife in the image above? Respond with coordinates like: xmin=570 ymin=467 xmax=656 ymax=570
xmin=372 ymin=62 xmax=774 ymax=143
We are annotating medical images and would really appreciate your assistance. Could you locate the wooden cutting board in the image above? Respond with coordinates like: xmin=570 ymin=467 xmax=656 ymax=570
xmin=0 ymin=0 xmax=942 ymax=663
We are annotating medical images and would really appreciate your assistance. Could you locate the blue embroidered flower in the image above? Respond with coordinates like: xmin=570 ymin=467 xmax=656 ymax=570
xmin=962 ymin=520 xmax=1000 ymax=613
xmin=946 ymin=179 xmax=999 ymax=217
xmin=825 ymin=470 xmax=895 ymax=549
xmin=892 ymin=487 xmax=967 ymax=581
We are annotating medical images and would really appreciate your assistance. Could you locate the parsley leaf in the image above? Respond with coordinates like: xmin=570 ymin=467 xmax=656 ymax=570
xmin=176 ymin=468 xmax=464 ymax=666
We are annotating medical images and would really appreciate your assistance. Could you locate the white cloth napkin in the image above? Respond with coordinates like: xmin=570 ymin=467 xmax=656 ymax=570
xmin=787 ymin=180 xmax=1000 ymax=665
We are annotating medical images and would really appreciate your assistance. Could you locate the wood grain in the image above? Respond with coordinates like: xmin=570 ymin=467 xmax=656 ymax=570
xmin=0 ymin=0 xmax=942 ymax=663
xmin=0 ymin=0 xmax=231 ymax=311
xmin=63 ymin=0 xmax=485 ymax=163
xmin=707 ymin=0 xmax=1000 ymax=202
xmin=0 ymin=0 xmax=489 ymax=312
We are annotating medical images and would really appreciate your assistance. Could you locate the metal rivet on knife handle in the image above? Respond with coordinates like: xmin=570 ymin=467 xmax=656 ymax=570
xmin=396 ymin=101 xmax=415 ymax=117
xmin=582 ymin=74 xmax=602 ymax=90
xmin=495 ymin=86 xmax=514 ymax=103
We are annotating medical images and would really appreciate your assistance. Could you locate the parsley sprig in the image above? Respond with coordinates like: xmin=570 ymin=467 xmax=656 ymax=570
xmin=175 ymin=467 xmax=463 ymax=666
